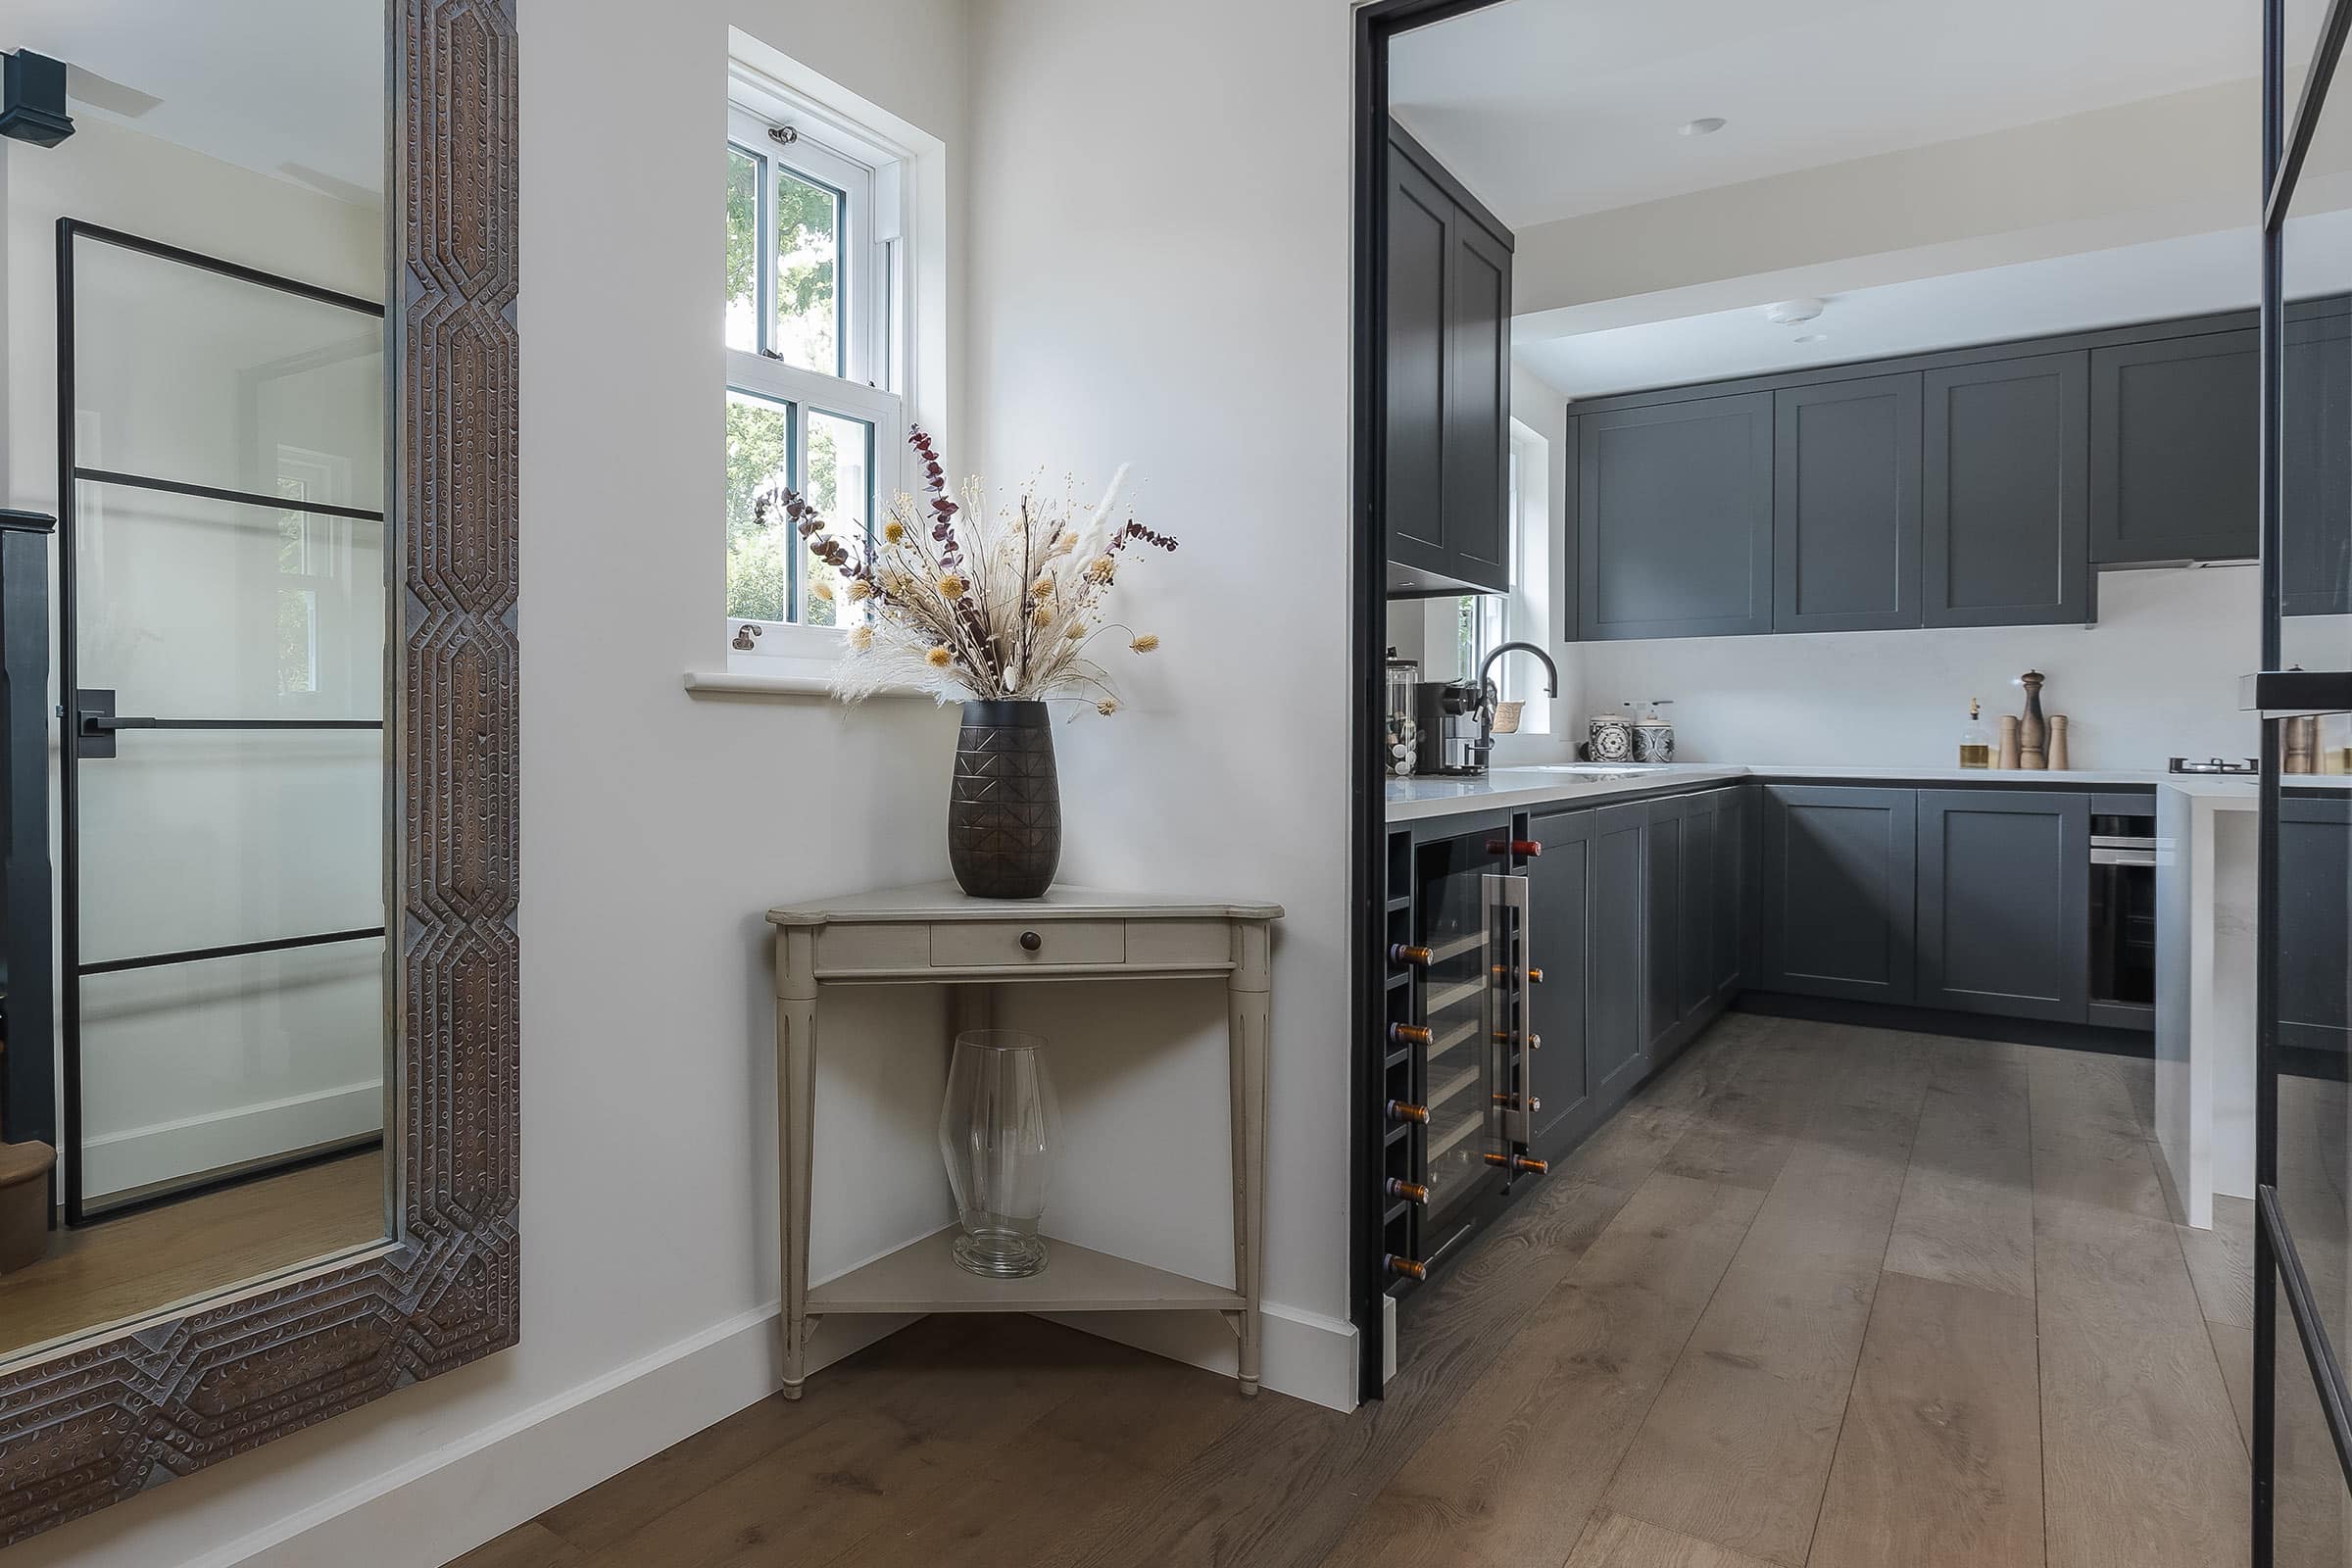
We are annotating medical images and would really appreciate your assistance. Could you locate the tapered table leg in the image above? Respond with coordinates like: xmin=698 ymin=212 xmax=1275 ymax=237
xmin=1228 ymin=922 xmax=1271 ymax=1396
xmin=776 ymin=927 xmax=818 ymax=1398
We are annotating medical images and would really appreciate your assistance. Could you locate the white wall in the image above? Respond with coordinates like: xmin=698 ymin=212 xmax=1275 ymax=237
xmin=963 ymin=0 xmax=1355 ymax=1402
xmin=1569 ymin=565 xmax=2261 ymax=770
xmin=11 ymin=3 xmax=983 ymax=1565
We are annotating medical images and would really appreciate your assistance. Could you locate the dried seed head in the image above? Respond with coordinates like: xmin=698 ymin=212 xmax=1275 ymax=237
xmin=1130 ymin=633 xmax=1159 ymax=653
xmin=850 ymin=625 xmax=874 ymax=652
xmin=1096 ymin=699 xmax=1119 ymax=716
xmin=925 ymin=646 xmax=954 ymax=668
xmin=938 ymin=573 xmax=967 ymax=598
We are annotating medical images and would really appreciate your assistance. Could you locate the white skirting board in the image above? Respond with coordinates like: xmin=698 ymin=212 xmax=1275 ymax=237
xmin=217 ymin=1297 xmax=1353 ymax=1568
xmin=79 ymin=1081 xmax=383 ymax=1201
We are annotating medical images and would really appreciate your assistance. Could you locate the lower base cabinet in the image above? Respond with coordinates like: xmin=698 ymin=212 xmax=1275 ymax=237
xmin=1524 ymin=786 xmax=1746 ymax=1166
xmin=1526 ymin=808 xmax=1592 ymax=1161
xmin=2279 ymin=797 xmax=2352 ymax=1057
xmin=1757 ymin=785 xmax=1918 ymax=1004
xmin=1915 ymin=790 xmax=2089 ymax=1021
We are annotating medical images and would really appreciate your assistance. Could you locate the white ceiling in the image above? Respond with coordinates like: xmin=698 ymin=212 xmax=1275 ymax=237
xmin=1517 ymin=211 xmax=2352 ymax=400
xmin=3 ymin=0 xmax=384 ymax=202
xmin=1391 ymin=0 xmax=2259 ymax=229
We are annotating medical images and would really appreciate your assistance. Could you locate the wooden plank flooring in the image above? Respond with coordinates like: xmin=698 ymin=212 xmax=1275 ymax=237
xmin=452 ymin=1017 xmax=2250 ymax=1568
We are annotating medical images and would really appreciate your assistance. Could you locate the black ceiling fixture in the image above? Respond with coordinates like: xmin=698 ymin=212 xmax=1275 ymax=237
xmin=0 ymin=50 xmax=74 ymax=147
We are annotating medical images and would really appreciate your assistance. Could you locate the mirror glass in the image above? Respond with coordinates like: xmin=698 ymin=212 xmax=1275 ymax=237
xmin=0 ymin=0 xmax=391 ymax=1363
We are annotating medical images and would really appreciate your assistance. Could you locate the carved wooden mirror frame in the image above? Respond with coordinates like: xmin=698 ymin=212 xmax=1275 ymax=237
xmin=0 ymin=0 xmax=518 ymax=1544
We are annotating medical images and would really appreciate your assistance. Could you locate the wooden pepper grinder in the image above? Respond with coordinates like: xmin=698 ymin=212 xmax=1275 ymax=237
xmin=2047 ymin=714 xmax=2070 ymax=771
xmin=2018 ymin=670 xmax=2047 ymax=770
xmin=1996 ymin=715 xmax=2021 ymax=770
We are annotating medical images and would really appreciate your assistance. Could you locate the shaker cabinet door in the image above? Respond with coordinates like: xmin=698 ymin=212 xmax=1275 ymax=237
xmin=1758 ymin=785 xmax=1918 ymax=1004
xmin=1922 ymin=353 xmax=2089 ymax=628
xmin=1773 ymin=374 xmax=1924 ymax=632
xmin=2089 ymin=331 xmax=2259 ymax=565
xmin=1526 ymin=808 xmax=1592 ymax=1164
xmin=1915 ymin=790 xmax=2088 ymax=1022
xmin=1588 ymin=802 xmax=1649 ymax=1100
xmin=1383 ymin=145 xmax=1451 ymax=578
xmin=1445 ymin=217 xmax=1512 ymax=588
xmin=1577 ymin=393 xmax=1775 ymax=640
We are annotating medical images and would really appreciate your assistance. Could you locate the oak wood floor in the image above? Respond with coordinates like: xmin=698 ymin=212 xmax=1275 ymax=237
xmin=0 ymin=1148 xmax=385 ymax=1361
xmin=452 ymin=1013 xmax=2251 ymax=1568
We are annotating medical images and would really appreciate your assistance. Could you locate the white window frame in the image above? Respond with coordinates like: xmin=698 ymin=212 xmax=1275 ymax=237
xmin=1461 ymin=421 xmax=1554 ymax=738
xmin=724 ymin=66 xmax=909 ymax=656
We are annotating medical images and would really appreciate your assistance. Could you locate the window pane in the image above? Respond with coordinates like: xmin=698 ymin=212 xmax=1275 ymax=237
xmin=772 ymin=165 xmax=842 ymax=375
xmin=725 ymin=390 xmax=793 ymax=622
xmin=725 ymin=147 xmax=760 ymax=353
xmin=801 ymin=411 xmax=873 ymax=627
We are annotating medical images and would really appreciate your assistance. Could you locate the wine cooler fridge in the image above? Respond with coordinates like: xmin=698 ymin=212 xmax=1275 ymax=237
xmin=1378 ymin=811 xmax=1544 ymax=1297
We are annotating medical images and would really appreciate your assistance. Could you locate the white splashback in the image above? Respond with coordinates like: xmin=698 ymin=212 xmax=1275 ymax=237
xmin=1567 ymin=563 xmax=2265 ymax=771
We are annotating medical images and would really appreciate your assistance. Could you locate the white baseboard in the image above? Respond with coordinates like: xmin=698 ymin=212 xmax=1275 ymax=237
xmin=223 ymin=1303 xmax=907 ymax=1568
xmin=211 ymin=1285 xmax=1353 ymax=1567
xmin=81 ymin=1081 xmax=383 ymax=1200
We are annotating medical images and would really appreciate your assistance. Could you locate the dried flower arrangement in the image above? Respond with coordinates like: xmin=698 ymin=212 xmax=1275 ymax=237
xmin=754 ymin=426 xmax=1176 ymax=711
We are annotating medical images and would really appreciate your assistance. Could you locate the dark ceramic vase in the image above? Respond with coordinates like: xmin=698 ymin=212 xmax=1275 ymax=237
xmin=948 ymin=700 xmax=1062 ymax=900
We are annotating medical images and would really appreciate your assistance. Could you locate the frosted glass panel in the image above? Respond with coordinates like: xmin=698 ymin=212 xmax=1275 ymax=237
xmin=71 ymin=240 xmax=383 ymax=504
xmin=76 ymin=941 xmax=385 ymax=1202
xmin=76 ymin=728 xmax=384 ymax=966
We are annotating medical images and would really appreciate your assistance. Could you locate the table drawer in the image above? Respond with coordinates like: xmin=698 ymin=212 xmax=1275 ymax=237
xmin=929 ymin=919 xmax=1127 ymax=969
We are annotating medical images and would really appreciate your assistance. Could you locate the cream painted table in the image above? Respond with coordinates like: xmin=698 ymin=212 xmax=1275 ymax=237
xmin=767 ymin=882 xmax=1282 ymax=1397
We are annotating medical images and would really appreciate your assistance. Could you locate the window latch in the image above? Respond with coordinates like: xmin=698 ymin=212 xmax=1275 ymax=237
xmin=767 ymin=124 xmax=799 ymax=147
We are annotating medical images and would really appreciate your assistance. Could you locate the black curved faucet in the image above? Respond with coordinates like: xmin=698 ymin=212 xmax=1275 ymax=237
xmin=1471 ymin=641 xmax=1560 ymax=772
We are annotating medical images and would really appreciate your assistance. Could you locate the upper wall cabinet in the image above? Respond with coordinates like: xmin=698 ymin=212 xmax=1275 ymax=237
xmin=2090 ymin=331 xmax=2259 ymax=565
xmin=2284 ymin=311 xmax=2352 ymax=617
xmin=1772 ymin=374 xmax=1923 ymax=633
xmin=1576 ymin=392 xmax=1774 ymax=640
xmin=1384 ymin=122 xmax=1513 ymax=599
xmin=1922 ymin=352 xmax=2090 ymax=628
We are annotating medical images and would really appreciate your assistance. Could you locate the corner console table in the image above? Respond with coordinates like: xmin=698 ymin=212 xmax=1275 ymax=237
xmin=767 ymin=883 xmax=1282 ymax=1397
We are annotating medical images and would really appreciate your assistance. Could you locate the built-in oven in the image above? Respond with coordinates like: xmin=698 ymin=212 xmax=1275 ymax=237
xmin=2088 ymin=805 xmax=2156 ymax=1026
xmin=1379 ymin=811 xmax=1543 ymax=1296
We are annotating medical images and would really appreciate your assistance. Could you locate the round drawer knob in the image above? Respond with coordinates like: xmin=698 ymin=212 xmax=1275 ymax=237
xmin=1019 ymin=930 xmax=1043 ymax=953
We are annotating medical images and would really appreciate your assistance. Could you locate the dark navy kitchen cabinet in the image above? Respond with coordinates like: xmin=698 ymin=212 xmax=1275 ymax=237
xmin=1922 ymin=352 xmax=2090 ymax=628
xmin=2089 ymin=331 xmax=2259 ymax=565
xmin=1588 ymin=801 xmax=1649 ymax=1101
xmin=1576 ymin=393 xmax=1775 ymax=641
xmin=2284 ymin=310 xmax=2352 ymax=618
xmin=1642 ymin=797 xmax=1687 ymax=1056
xmin=1383 ymin=121 xmax=1513 ymax=598
xmin=1677 ymin=793 xmax=1717 ymax=1025
xmin=1758 ymin=785 xmax=1918 ymax=1004
xmin=1915 ymin=790 xmax=2089 ymax=1022
xmin=1710 ymin=786 xmax=1750 ymax=1003
xmin=1526 ymin=806 xmax=1593 ymax=1163
xmin=1772 ymin=374 xmax=1924 ymax=632
xmin=2278 ymin=797 xmax=2351 ymax=1058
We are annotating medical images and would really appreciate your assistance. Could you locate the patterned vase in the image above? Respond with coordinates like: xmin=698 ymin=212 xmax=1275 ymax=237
xmin=948 ymin=700 xmax=1062 ymax=899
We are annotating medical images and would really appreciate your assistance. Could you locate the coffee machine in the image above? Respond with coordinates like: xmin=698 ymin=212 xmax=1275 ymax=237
xmin=1412 ymin=680 xmax=1490 ymax=775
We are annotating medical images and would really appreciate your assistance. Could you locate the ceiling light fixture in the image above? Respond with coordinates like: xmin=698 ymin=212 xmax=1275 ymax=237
xmin=1679 ymin=117 xmax=1727 ymax=137
xmin=1764 ymin=298 xmax=1827 ymax=325
xmin=1792 ymin=333 xmax=1829 ymax=344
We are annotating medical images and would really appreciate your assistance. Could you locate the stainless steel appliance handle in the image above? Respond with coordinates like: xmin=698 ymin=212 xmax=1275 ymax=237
xmin=2090 ymin=847 xmax=2156 ymax=866
xmin=2090 ymin=834 xmax=2158 ymax=852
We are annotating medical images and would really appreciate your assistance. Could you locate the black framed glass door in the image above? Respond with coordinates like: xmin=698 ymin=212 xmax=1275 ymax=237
xmin=57 ymin=222 xmax=390 ymax=1223
xmin=2258 ymin=1 xmax=2352 ymax=1557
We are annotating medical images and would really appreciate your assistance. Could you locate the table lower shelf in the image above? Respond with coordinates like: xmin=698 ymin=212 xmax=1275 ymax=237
xmin=807 ymin=1227 xmax=1247 ymax=1315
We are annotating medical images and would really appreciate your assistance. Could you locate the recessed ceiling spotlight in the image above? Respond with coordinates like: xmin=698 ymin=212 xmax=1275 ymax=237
xmin=1764 ymin=298 xmax=1827 ymax=325
xmin=1793 ymin=333 xmax=1829 ymax=344
xmin=1679 ymin=117 xmax=1727 ymax=137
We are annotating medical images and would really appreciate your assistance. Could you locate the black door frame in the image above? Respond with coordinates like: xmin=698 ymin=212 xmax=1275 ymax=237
xmin=2254 ymin=0 xmax=2352 ymax=1557
xmin=1349 ymin=0 xmax=1514 ymax=1401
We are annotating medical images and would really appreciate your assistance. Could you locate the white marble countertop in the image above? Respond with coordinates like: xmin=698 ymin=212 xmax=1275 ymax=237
xmin=1373 ymin=766 xmax=2182 ymax=827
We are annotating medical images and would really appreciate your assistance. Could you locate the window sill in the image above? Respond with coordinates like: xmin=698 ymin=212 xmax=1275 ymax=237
xmin=682 ymin=669 xmax=937 ymax=702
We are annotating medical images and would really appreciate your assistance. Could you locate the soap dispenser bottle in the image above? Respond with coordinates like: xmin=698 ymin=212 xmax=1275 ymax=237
xmin=1958 ymin=699 xmax=1992 ymax=770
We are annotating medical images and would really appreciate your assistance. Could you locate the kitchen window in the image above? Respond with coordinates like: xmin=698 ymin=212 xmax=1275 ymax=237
xmin=1457 ymin=423 xmax=1552 ymax=734
xmin=723 ymin=81 xmax=903 ymax=636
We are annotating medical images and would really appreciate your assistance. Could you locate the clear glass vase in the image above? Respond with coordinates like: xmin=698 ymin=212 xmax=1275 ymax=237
xmin=937 ymin=1029 xmax=1058 ymax=1278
